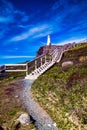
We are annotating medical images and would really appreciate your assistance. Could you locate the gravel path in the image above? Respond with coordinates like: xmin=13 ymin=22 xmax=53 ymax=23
xmin=18 ymin=79 xmax=58 ymax=130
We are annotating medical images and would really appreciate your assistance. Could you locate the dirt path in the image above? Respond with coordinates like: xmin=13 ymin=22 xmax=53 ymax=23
xmin=16 ymin=79 xmax=58 ymax=130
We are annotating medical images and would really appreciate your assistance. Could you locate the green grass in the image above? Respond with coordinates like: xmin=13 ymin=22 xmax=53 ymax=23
xmin=31 ymin=43 xmax=87 ymax=130
xmin=61 ymin=43 xmax=87 ymax=64
xmin=0 ymin=72 xmax=36 ymax=130
xmin=71 ymin=43 xmax=87 ymax=51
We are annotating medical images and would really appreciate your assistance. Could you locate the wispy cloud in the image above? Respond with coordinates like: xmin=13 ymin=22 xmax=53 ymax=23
xmin=0 ymin=0 xmax=87 ymax=64
xmin=1 ymin=55 xmax=34 ymax=59
xmin=57 ymin=38 xmax=87 ymax=45
xmin=14 ymin=10 xmax=29 ymax=22
xmin=1 ymin=0 xmax=87 ymax=46
xmin=10 ymin=24 xmax=49 ymax=42
xmin=48 ymin=0 xmax=87 ymax=43
xmin=0 ymin=0 xmax=29 ymax=39
xmin=0 ymin=0 xmax=13 ymax=38
xmin=0 ymin=0 xmax=14 ymax=25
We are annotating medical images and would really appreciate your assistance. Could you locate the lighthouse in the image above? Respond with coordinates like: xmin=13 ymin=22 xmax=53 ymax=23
xmin=47 ymin=34 xmax=51 ymax=46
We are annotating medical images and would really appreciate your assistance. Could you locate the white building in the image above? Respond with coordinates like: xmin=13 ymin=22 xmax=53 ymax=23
xmin=47 ymin=34 xmax=51 ymax=46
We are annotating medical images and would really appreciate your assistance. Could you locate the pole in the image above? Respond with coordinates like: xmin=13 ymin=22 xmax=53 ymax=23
xmin=26 ymin=63 xmax=28 ymax=76
xmin=45 ymin=55 xmax=46 ymax=63
xmin=35 ymin=60 xmax=37 ymax=70
xmin=41 ymin=58 xmax=42 ymax=66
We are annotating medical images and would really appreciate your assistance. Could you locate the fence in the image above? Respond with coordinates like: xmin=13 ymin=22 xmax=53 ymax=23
xmin=2 ymin=44 xmax=73 ymax=77
xmin=4 ymin=53 xmax=51 ymax=76
xmin=25 ymin=53 xmax=51 ymax=75
xmin=0 ymin=65 xmax=6 ymax=76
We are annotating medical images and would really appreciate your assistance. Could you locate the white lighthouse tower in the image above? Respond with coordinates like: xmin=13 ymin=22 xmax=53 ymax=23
xmin=47 ymin=34 xmax=51 ymax=46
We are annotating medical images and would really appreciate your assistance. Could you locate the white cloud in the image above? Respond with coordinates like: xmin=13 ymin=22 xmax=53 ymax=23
xmin=11 ymin=33 xmax=30 ymax=41
xmin=1 ymin=55 xmax=34 ymax=59
xmin=10 ymin=24 xmax=49 ymax=41
xmin=14 ymin=10 xmax=29 ymax=22
xmin=0 ymin=0 xmax=29 ymax=39
xmin=57 ymin=38 xmax=87 ymax=45
xmin=0 ymin=0 xmax=14 ymax=24
xmin=33 ymin=30 xmax=52 ymax=39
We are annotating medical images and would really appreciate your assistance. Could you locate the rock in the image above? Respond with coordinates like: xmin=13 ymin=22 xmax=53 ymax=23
xmin=17 ymin=113 xmax=30 ymax=126
xmin=48 ymin=124 xmax=51 ymax=127
xmin=62 ymin=61 xmax=73 ymax=67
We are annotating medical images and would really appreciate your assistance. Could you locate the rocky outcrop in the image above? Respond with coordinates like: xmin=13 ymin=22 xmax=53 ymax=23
xmin=37 ymin=45 xmax=62 ymax=56
xmin=37 ymin=43 xmax=73 ymax=57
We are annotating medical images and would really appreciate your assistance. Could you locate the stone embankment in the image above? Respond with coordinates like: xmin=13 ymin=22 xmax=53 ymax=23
xmin=18 ymin=79 xmax=58 ymax=130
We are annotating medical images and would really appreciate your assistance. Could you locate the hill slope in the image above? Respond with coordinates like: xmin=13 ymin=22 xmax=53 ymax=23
xmin=31 ymin=43 xmax=87 ymax=130
xmin=0 ymin=73 xmax=36 ymax=129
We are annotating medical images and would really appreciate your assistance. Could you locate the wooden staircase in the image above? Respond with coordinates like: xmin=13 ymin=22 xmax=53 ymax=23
xmin=4 ymin=44 xmax=73 ymax=79
xmin=25 ymin=48 xmax=64 ymax=80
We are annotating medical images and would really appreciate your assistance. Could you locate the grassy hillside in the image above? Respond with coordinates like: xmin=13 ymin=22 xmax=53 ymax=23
xmin=0 ymin=72 xmax=36 ymax=130
xmin=61 ymin=43 xmax=87 ymax=63
xmin=31 ymin=43 xmax=87 ymax=130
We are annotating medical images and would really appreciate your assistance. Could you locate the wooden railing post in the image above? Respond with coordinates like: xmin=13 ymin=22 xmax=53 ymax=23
xmin=49 ymin=54 xmax=52 ymax=61
xmin=41 ymin=57 xmax=42 ymax=66
xmin=0 ymin=65 xmax=6 ymax=77
xmin=45 ymin=55 xmax=46 ymax=63
xmin=26 ymin=63 xmax=28 ymax=76
xmin=35 ymin=60 xmax=37 ymax=70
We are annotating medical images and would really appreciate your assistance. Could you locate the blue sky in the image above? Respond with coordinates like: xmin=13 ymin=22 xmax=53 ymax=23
xmin=0 ymin=0 xmax=87 ymax=64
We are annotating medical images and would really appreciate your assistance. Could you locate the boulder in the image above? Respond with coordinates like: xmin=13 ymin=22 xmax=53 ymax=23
xmin=62 ymin=61 xmax=73 ymax=67
xmin=17 ymin=113 xmax=30 ymax=126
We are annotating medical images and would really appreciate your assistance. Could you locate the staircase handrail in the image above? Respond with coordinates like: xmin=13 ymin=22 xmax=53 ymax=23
xmin=27 ymin=53 xmax=47 ymax=64
xmin=49 ymin=48 xmax=58 ymax=56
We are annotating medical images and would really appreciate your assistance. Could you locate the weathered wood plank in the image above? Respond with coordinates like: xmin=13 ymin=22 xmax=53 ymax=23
xmin=5 ymin=64 xmax=26 ymax=66
xmin=6 ymin=70 xmax=26 ymax=72
xmin=0 ymin=65 xmax=6 ymax=72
